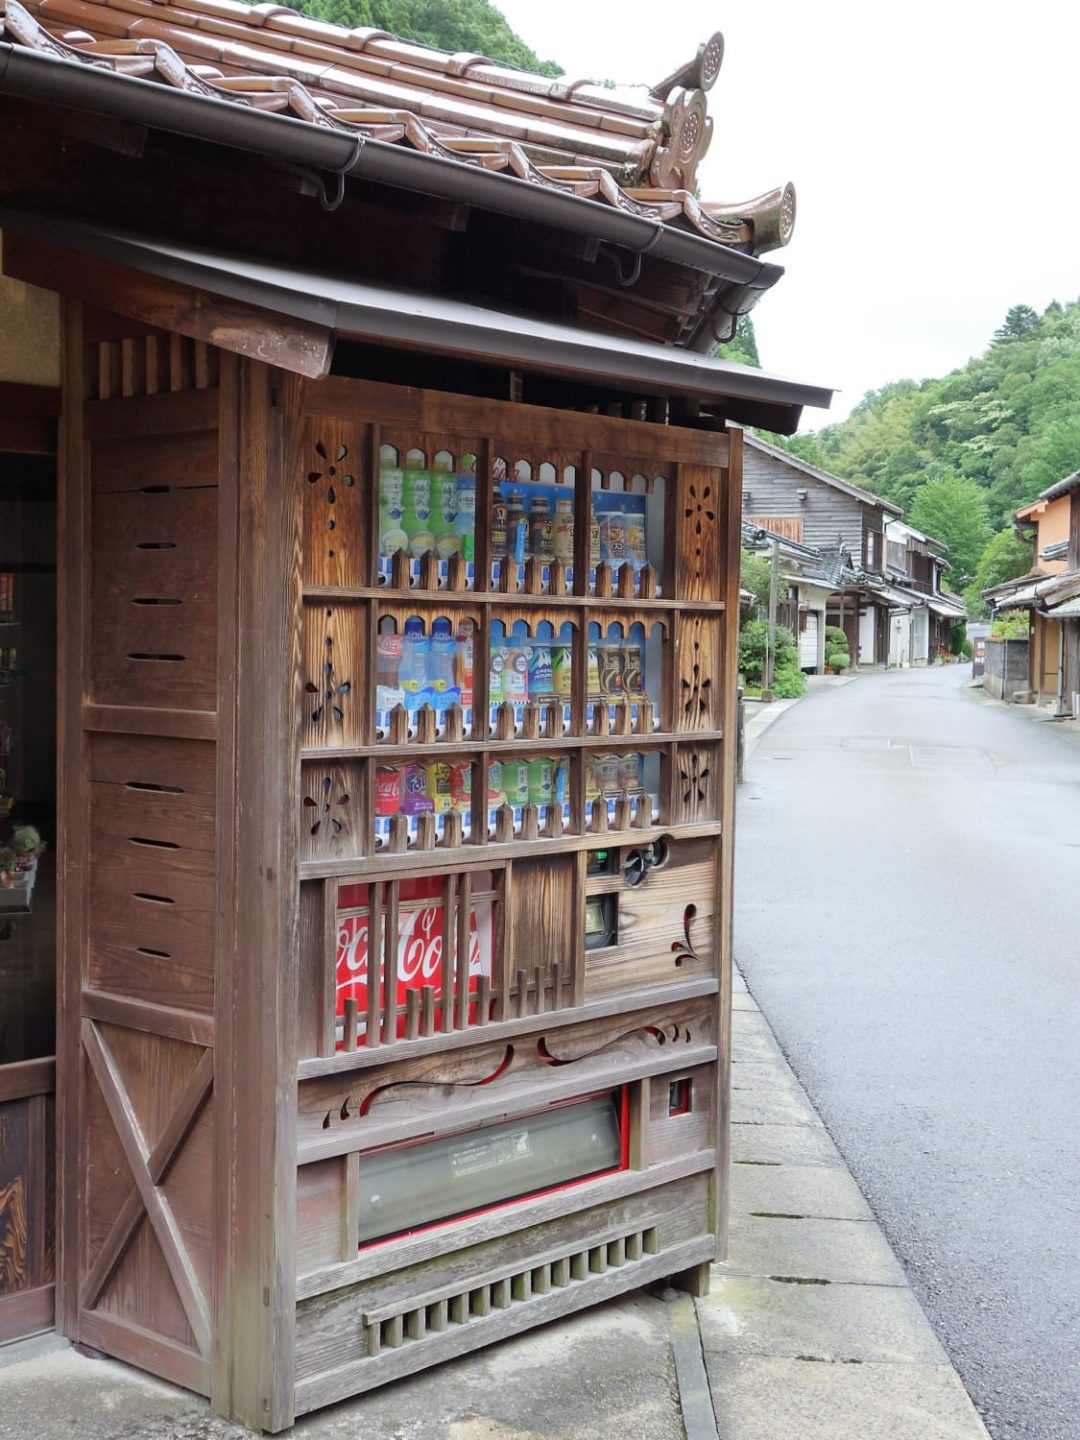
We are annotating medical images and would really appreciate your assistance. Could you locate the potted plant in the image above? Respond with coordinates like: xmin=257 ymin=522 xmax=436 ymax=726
xmin=10 ymin=825 xmax=42 ymax=871
xmin=0 ymin=848 xmax=16 ymax=888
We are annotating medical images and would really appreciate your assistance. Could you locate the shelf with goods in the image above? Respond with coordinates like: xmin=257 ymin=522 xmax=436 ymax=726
xmin=295 ymin=380 xmax=732 ymax=1068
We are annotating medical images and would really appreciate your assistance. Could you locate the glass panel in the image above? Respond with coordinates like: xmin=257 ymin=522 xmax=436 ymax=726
xmin=357 ymin=1091 xmax=624 ymax=1246
xmin=0 ymin=456 xmax=57 ymax=1064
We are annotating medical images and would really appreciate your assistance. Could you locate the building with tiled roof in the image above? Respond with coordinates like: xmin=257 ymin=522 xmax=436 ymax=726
xmin=0 ymin=0 xmax=806 ymax=365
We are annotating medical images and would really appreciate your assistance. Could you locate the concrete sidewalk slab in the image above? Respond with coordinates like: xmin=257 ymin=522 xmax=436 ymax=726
xmin=705 ymin=1355 xmax=990 ymax=1440
xmin=699 ymin=1275 xmax=948 ymax=1366
xmin=730 ymin=1163 xmax=873 ymax=1222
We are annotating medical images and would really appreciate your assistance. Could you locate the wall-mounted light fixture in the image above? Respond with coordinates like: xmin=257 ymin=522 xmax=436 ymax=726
xmin=796 ymin=487 xmax=808 ymax=503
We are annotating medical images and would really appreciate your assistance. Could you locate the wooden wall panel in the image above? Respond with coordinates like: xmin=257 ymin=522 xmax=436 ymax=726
xmin=0 ymin=1099 xmax=32 ymax=1297
xmin=673 ymin=464 xmax=723 ymax=604
xmin=301 ymin=418 xmax=371 ymax=591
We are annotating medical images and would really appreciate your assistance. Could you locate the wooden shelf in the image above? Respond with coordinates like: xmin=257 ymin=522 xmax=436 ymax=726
xmin=304 ymin=586 xmax=725 ymax=613
xmin=298 ymin=817 xmax=723 ymax=881
xmin=302 ymin=729 xmax=723 ymax=762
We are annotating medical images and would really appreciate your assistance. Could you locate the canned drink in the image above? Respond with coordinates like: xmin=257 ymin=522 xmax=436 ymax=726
xmin=503 ymin=647 xmax=529 ymax=704
xmin=503 ymin=759 xmax=530 ymax=806
xmin=597 ymin=643 xmax=625 ymax=702
xmin=595 ymin=753 xmax=621 ymax=797
xmin=619 ymin=752 xmax=644 ymax=796
xmin=622 ymin=642 xmax=645 ymax=701
xmin=553 ymin=755 xmax=570 ymax=807
xmin=374 ymin=766 xmax=401 ymax=816
xmin=527 ymin=756 xmax=553 ymax=805
xmin=585 ymin=754 xmax=601 ymax=803
xmin=597 ymin=505 xmax=627 ymax=566
xmin=552 ymin=644 xmax=573 ymax=698
xmin=526 ymin=643 xmax=554 ymax=699
xmin=487 ymin=759 xmax=505 ymax=808
xmin=428 ymin=761 xmax=453 ymax=815
xmin=587 ymin=645 xmax=602 ymax=701
xmin=489 ymin=646 xmax=506 ymax=706
xmin=450 ymin=761 xmax=473 ymax=813
xmin=400 ymin=763 xmax=434 ymax=817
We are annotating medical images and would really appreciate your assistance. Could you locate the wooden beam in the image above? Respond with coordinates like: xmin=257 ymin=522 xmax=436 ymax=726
xmin=3 ymin=234 xmax=335 ymax=382
xmin=0 ymin=1055 xmax=55 ymax=1104
xmin=212 ymin=359 xmax=301 ymax=1431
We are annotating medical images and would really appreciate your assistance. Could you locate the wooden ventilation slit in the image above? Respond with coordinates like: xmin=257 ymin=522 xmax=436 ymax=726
xmin=127 ymin=653 xmax=187 ymax=662
xmin=133 ymin=891 xmax=176 ymax=906
xmin=131 ymin=597 xmax=182 ymax=606
xmin=136 ymin=946 xmax=171 ymax=958
xmin=135 ymin=541 xmax=178 ymax=550
xmin=125 ymin=781 xmax=184 ymax=794
xmin=139 ymin=485 xmax=172 ymax=494
xmin=128 ymin=836 xmax=180 ymax=850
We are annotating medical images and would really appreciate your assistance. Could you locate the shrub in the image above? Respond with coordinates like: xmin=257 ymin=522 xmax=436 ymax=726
xmin=829 ymin=651 xmax=851 ymax=672
xmin=825 ymin=625 xmax=848 ymax=650
xmin=990 ymin=610 xmax=1029 ymax=640
xmin=771 ymin=664 xmax=807 ymax=699
xmin=738 ymin=619 xmax=768 ymax=685
xmin=738 ymin=620 xmax=800 ymax=689
xmin=949 ymin=621 xmax=967 ymax=656
xmin=962 ymin=638 xmax=973 ymax=659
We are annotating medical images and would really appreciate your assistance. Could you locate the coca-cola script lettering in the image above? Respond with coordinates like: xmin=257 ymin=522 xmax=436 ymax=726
xmin=336 ymin=877 xmax=492 ymax=1040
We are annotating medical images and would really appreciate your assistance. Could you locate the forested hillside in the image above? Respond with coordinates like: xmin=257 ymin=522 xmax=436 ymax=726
xmin=775 ymin=301 xmax=1080 ymax=605
xmin=246 ymin=0 xmax=560 ymax=73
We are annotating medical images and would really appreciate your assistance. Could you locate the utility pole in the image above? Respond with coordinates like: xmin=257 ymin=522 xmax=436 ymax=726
xmin=762 ymin=534 xmax=780 ymax=701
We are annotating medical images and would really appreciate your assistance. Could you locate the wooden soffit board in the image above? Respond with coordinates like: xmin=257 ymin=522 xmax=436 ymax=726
xmin=1 ymin=230 xmax=335 ymax=380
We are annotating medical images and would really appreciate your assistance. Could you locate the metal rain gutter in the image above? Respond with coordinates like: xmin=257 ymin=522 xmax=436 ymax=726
xmin=0 ymin=43 xmax=784 ymax=292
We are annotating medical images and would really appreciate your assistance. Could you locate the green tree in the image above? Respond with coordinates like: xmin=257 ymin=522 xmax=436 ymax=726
xmin=962 ymin=527 xmax=1032 ymax=617
xmin=1018 ymin=417 xmax=1080 ymax=498
xmin=739 ymin=547 xmax=772 ymax=617
xmin=994 ymin=304 xmax=1039 ymax=343
xmin=989 ymin=609 xmax=1030 ymax=639
xmin=909 ymin=473 xmax=991 ymax=583
xmin=246 ymin=0 xmax=562 ymax=73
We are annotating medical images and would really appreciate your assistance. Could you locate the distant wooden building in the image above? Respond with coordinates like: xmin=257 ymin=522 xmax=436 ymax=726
xmin=0 ymin=3 xmax=831 ymax=1429
xmin=988 ymin=471 xmax=1080 ymax=711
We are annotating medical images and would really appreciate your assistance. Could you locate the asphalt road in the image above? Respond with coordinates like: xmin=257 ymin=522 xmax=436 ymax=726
xmin=735 ymin=666 xmax=1080 ymax=1440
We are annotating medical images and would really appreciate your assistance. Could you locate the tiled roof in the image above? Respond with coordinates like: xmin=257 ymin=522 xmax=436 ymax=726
xmin=1 ymin=0 xmax=796 ymax=255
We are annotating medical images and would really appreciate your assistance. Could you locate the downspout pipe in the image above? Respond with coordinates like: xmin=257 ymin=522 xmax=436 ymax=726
xmin=0 ymin=43 xmax=782 ymax=292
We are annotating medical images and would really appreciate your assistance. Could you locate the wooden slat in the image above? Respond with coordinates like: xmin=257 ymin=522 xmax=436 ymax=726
xmin=82 ymin=992 xmax=214 ymax=1048
xmin=83 ymin=705 xmax=219 ymax=742
xmin=304 ymin=377 xmax=729 ymax=468
xmin=365 ymin=881 xmax=383 ymax=1049
xmin=78 ymin=1309 xmax=210 ymax=1398
xmin=56 ymin=297 xmax=90 ymax=1341
xmin=212 ymin=359 xmax=302 ymax=1431
xmin=294 ymin=1236 xmax=714 ymax=1416
xmin=0 ymin=1056 xmax=55 ymax=1104
xmin=84 ymin=387 xmax=219 ymax=441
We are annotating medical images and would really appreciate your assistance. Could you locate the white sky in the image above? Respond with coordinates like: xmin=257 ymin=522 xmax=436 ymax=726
xmin=496 ymin=0 xmax=1080 ymax=431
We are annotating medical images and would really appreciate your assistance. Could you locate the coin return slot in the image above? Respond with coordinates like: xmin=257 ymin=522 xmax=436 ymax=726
xmin=133 ymin=892 xmax=176 ymax=906
xmin=126 ymin=653 xmax=186 ymax=662
xmin=125 ymin=781 xmax=184 ymax=793
xmin=585 ymin=893 xmax=617 ymax=950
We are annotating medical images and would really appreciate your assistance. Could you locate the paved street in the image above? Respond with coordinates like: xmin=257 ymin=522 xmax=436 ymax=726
xmin=735 ymin=667 xmax=1080 ymax=1440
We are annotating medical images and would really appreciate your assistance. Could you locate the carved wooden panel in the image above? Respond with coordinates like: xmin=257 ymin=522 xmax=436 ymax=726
xmin=302 ymin=603 xmax=366 ymax=751
xmin=302 ymin=420 xmax=370 ymax=590
xmin=675 ymin=613 xmax=720 ymax=731
xmin=584 ymin=837 xmax=717 ymax=1000
xmin=672 ymin=742 xmax=720 ymax=825
xmin=300 ymin=763 xmax=364 ymax=864
xmin=0 ymin=1099 xmax=31 ymax=1298
xmin=674 ymin=463 xmax=723 ymax=603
